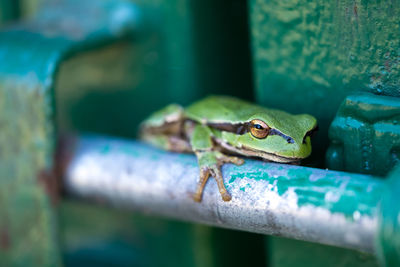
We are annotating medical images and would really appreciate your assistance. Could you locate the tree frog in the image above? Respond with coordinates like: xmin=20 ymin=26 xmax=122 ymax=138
xmin=140 ymin=96 xmax=317 ymax=202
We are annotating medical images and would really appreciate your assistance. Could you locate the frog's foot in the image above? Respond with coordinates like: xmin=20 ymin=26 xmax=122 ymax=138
xmin=193 ymin=165 xmax=231 ymax=202
xmin=193 ymin=167 xmax=211 ymax=202
xmin=193 ymin=151 xmax=244 ymax=202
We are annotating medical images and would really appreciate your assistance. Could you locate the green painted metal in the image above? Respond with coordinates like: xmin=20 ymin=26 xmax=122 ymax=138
xmin=249 ymin=0 xmax=400 ymax=167
xmin=376 ymin=165 xmax=400 ymax=267
xmin=269 ymin=236 xmax=379 ymax=267
xmin=64 ymin=135 xmax=400 ymax=266
xmin=0 ymin=77 xmax=60 ymax=265
xmin=226 ymin=163 xmax=383 ymax=220
xmin=327 ymin=92 xmax=400 ymax=176
xmin=64 ymin=135 xmax=384 ymax=252
xmin=0 ymin=0 xmax=139 ymax=265
xmin=249 ymin=1 xmax=400 ymax=266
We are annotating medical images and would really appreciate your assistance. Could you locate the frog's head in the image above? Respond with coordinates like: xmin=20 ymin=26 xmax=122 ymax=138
xmin=220 ymin=111 xmax=318 ymax=163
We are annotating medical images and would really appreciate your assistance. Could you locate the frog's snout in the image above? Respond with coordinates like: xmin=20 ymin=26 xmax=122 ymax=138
xmin=293 ymin=135 xmax=313 ymax=159
xmin=302 ymin=124 xmax=318 ymax=144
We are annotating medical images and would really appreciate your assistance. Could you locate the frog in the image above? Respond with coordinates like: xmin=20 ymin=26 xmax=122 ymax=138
xmin=139 ymin=95 xmax=317 ymax=202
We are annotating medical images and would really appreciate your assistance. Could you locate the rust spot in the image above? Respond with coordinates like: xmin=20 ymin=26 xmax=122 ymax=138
xmin=0 ymin=227 xmax=10 ymax=250
xmin=37 ymin=133 xmax=78 ymax=205
xmin=38 ymin=169 xmax=60 ymax=205
xmin=55 ymin=134 xmax=77 ymax=183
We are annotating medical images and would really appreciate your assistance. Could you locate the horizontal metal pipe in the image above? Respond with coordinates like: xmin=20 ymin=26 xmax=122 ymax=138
xmin=63 ymin=135 xmax=385 ymax=253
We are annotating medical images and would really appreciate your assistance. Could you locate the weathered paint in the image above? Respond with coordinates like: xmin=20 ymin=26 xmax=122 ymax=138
xmin=249 ymin=2 xmax=400 ymax=264
xmin=65 ymin=135 xmax=384 ymax=253
xmin=0 ymin=77 xmax=60 ymax=266
xmin=0 ymin=1 xmax=139 ymax=265
xmin=227 ymin=163 xmax=382 ymax=219
xmin=327 ymin=92 xmax=400 ymax=176
xmin=249 ymin=0 xmax=400 ymax=167
xmin=376 ymin=165 xmax=400 ymax=267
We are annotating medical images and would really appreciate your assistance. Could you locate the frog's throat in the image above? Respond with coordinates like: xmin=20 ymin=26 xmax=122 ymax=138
xmin=214 ymin=138 xmax=300 ymax=163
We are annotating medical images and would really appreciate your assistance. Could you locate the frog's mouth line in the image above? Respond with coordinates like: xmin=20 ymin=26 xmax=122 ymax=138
xmin=215 ymin=139 xmax=300 ymax=164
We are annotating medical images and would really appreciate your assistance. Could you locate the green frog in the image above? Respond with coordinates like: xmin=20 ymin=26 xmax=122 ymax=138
xmin=140 ymin=96 xmax=317 ymax=202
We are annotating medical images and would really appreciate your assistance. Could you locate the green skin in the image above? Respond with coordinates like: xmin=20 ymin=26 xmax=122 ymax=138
xmin=140 ymin=96 xmax=317 ymax=202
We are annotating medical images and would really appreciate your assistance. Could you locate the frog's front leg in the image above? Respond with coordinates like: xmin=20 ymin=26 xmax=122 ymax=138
xmin=194 ymin=150 xmax=244 ymax=202
xmin=189 ymin=125 xmax=244 ymax=202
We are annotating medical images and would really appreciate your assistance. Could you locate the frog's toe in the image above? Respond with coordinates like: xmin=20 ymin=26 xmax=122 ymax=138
xmin=193 ymin=167 xmax=210 ymax=202
xmin=193 ymin=193 xmax=202 ymax=203
xmin=221 ymin=191 xmax=232 ymax=201
xmin=193 ymin=151 xmax=233 ymax=202
xmin=209 ymin=167 xmax=232 ymax=202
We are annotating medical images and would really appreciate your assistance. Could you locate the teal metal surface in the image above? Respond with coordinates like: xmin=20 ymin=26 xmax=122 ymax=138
xmin=64 ymin=135 xmax=385 ymax=253
xmin=249 ymin=2 xmax=400 ymax=264
xmin=376 ymin=165 xmax=400 ymax=267
xmin=327 ymin=92 xmax=400 ymax=176
xmin=0 ymin=1 xmax=139 ymax=265
xmin=249 ymin=0 xmax=400 ymax=168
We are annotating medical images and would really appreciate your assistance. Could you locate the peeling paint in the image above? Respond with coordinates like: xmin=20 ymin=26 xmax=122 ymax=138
xmin=65 ymin=136 xmax=384 ymax=252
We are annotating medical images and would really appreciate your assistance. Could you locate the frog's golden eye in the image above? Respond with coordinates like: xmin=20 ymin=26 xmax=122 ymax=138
xmin=249 ymin=119 xmax=270 ymax=139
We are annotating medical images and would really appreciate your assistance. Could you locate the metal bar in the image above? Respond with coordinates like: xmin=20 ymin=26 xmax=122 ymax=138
xmin=0 ymin=1 xmax=139 ymax=265
xmin=63 ymin=135 xmax=385 ymax=253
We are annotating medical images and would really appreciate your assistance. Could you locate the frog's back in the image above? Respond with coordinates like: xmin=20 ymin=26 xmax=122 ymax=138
xmin=185 ymin=95 xmax=265 ymax=124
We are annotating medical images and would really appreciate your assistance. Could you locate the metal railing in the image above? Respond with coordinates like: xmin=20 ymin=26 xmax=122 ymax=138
xmin=63 ymin=135 xmax=387 ymax=254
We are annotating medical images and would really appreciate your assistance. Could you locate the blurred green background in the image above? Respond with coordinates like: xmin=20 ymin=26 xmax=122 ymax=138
xmin=2 ymin=0 xmax=398 ymax=266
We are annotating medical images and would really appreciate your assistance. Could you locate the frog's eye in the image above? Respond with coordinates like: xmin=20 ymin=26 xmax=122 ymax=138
xmin=249 ymin=119 xmax=270 ymax=139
